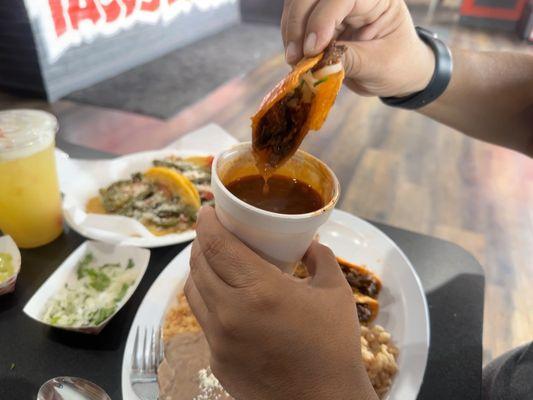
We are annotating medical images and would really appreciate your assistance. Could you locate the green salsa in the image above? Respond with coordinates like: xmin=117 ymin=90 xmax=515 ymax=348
xmin=0 ymin=252 xmax=14 ymax=282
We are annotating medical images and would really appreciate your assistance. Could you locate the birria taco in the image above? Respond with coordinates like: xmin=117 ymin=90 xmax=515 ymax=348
xmin=252 ymin=42 xmax=346 ymax=174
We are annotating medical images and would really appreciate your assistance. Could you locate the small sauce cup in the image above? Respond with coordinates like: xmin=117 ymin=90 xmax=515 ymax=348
xmin=211 ymin=142 xmax=339 ymax=273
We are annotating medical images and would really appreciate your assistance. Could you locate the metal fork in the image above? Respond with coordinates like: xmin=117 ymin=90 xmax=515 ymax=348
xmin=130 ymin=326 xmax=164 ymax=400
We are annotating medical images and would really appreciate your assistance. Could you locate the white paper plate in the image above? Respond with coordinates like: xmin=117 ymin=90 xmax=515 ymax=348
xmin=23 ymin=240 xmax=150 ymax=334
xmin=56 ymin=124 xmax=239 ymax=248
xmin=121 ymin=209 xmax=429 ymax=400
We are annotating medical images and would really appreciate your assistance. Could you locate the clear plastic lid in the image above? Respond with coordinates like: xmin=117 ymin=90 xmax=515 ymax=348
xmin=0 ymin=109 xmax=58 ymax=161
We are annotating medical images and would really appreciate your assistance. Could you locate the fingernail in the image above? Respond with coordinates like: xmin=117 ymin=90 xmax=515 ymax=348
xmin=285 ymin=41 xmax=298 ymax=63
xmin=303 ymin=32 xmax=317 ymax=55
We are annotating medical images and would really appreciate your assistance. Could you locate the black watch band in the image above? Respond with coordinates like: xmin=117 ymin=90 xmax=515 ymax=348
xmin=380 ymin=26 xmax=453 ymax=109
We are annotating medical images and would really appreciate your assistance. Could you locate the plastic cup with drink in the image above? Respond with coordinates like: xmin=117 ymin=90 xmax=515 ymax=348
xmin=0 ymin=109 xmax=63 ymax=248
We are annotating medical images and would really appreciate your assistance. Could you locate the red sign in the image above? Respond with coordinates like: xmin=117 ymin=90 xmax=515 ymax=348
xmin=460 ymin=0 xmax=527 ymax=21
xmin=24 ymin=0 xmax=234 ymax=62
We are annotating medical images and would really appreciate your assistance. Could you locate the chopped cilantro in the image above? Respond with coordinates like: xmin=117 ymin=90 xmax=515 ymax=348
xmin=314 ymin=77 xmax=329 ymax=87
xmin=87 ymin=270 xmax=111 ymax=292
xmin=77 ymin=252 xmax=94 ymax=279
xmin=126 ymin=259 xmax=135 ymax=269
xmin=114 ymin=282 xmax=131 ymax=302
xmin=101 ymin=263 xmax=121 ymax=269
xmin=90 ymin=306 xmax=116 ymax=325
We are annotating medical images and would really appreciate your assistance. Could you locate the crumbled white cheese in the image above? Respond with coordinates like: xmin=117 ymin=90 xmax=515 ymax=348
xmin=194 ymin=367 xmax=229 ymax=400
xmin=183 ymin=168 xmax=209 ymax=181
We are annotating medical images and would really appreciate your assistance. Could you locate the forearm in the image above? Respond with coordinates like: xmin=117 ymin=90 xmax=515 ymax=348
xmin=419 ymin=49 xmax=533 ymax=156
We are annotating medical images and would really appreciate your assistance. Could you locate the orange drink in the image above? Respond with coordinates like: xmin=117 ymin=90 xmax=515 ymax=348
xmin=0 ymin=110 xmax=63 ymax=248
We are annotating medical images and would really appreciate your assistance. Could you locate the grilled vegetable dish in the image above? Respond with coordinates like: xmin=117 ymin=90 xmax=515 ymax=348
xmin=86 ymin=155 xmax=213 ymax=236
xmin=152 ymin=155 xmax=214 ymax=205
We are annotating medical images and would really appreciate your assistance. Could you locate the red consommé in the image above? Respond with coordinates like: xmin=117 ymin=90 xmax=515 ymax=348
xmin=225 ymin=174 xmax=324 ymax=214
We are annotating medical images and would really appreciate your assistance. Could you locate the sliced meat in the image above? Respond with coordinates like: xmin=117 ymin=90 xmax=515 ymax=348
xmin=312 ymin=42 xmax=347 ymax=71
xmin=253 ymin=86 xmax=311 ymax=168
xmin=357 ymin=303 xmax=373 ymax=323
xmin=354 ymin=293 xmax=380 ymax=324
xmin=293 ymin=260 xmax=380 ymax=324
xmin=340 ymin=264 xmax=381 ymax=298
xmin=338 ymin=257 xmax=382 ymax=299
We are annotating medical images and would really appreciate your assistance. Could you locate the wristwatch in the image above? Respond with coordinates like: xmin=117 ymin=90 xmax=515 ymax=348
xmin=380 ymin=26 xmax=453 ymax=110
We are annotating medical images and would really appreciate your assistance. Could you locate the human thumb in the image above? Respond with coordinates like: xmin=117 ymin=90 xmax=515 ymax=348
xmin=302 ymin=241 xmax=345 ymax=286
xmin=338 ymin=41 xmax=366 ymax=80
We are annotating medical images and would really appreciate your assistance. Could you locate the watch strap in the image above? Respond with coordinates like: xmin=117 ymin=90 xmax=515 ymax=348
xmin=380 ymin=26 xmax=453 ymax=110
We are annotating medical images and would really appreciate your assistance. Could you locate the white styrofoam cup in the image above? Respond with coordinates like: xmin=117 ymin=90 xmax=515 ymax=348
xmin=211 ymin=142 xmax=339 ymax=272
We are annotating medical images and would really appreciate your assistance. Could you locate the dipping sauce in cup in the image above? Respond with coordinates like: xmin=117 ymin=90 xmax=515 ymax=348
xmin=211 ymin=142 xmax=339 ymax=272
xmin=225 ymin=174 xmax=324 ymax=215
xmin=0 ymin=110 xmax=63 ymax=248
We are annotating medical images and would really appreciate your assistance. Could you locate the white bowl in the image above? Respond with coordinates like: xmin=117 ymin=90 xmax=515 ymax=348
xmin=23 ymin=241 xmax=150 ymax=334
xmin=0 ymin=235 xmax=21 ymax=295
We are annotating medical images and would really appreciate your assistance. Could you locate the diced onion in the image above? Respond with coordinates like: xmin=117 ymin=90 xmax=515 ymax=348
xmin=302 ymin=71 xmax=318 ymax=87
xmin=313 ymin=63 xmax=343 ymax=80
xmin=300 ymin=71 xmax=319 ymax=95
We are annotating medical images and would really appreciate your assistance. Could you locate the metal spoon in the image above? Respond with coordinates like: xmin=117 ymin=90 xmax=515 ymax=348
xmin=37 ymin=377 xmax=111 ymax=400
